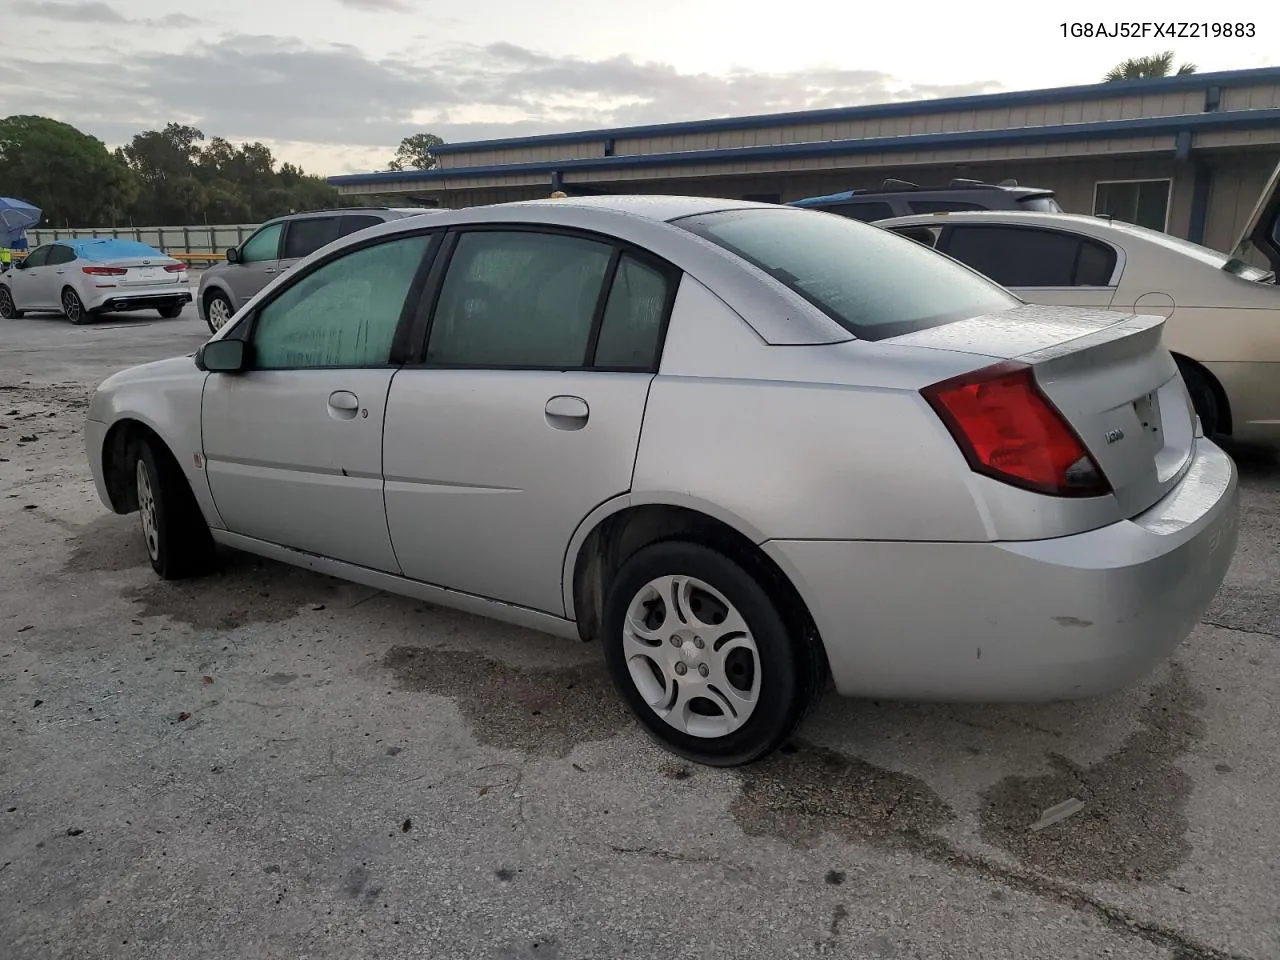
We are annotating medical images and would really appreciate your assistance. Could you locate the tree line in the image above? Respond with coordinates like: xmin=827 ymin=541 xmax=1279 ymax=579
xmin=0 ymin=116 xmax=445 ymax=228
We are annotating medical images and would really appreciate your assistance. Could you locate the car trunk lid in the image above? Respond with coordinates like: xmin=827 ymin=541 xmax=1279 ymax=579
xmin=890 ymin=303 xmax=1195 ymax=519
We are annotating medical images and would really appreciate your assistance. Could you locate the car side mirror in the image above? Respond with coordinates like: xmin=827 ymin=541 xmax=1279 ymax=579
xmin=196 ymin=339 xmax=247 ymax=373
xmin=225 ymin=247 xmax=240 ymax=264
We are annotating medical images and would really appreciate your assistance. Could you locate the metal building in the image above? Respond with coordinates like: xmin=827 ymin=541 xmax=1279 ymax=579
xmin=329 ymin=66 xmax=1280 ymax=252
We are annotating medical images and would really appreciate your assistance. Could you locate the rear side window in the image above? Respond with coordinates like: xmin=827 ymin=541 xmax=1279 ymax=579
xmin=283 ymin=217 xmax=341 ymax=260
xmin=676 ymin=208 xmax=1018 ymax=340
xmin=822 ymin=201 xmax=894 ymax=223
xmin=426 ymin=231 xmax=613 ymax=368
xmin=907 ymin=200 xmax=986 ymax=214
xmin=339 ymin=214 xmax=386 ymax=237
xmin=943 ymin=225 xmax=1117 ymax=287
xmin=47 ymin=245 xmax=76 ymax=265
xmin=592 ymin=253 xmax=675 ymax=370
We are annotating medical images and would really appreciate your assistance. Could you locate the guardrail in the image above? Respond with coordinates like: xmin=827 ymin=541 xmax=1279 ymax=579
xmin=25 ymin=223 xmax=259 ymax=255
xmin=6 ymin=249 xmax=223 ymax=265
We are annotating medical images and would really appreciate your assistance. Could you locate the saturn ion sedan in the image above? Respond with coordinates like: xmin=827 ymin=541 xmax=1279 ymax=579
xmin=0 ymin=238 xmax=192 ymax=323
xmin=84 ymin=196 xmax=1240 ymax=766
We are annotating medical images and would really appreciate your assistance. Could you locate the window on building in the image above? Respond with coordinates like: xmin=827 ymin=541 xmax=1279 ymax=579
xmin=942 ymin=225 xmax=1118 ymax=287
xmin=1093 ymin=180 xmax=1170 ymax=232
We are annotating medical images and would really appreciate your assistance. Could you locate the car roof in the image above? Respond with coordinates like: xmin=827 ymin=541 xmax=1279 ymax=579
xmin=469 ymin=195 xmax=780 ymax=222
xmin=875 ymin=210 xmax=1118 ymax=232
xmin=791 ymin=181 xmax=1054 ymax=207
xmin=55 ymin=237 xmax=167 ymax=260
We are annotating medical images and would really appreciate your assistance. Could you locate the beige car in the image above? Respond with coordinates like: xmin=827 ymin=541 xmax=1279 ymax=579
xmin=876 ymin=163 xmax=1280 ymax=446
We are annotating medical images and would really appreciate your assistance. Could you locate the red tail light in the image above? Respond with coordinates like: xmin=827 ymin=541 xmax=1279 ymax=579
xmin=81 ymin=266 xmax=127 ymax=276
xmin=922 ymin=361 xmax=1110 ymax=498
xmin=164 ymin=263 xmax=186 ymax=273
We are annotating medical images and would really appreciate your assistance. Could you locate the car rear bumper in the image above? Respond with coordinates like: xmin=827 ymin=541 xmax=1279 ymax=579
xmin=85 ymin=289 xmax=192 ymax=313
xmin=764 ymin=440 xmax=1239 ymax=702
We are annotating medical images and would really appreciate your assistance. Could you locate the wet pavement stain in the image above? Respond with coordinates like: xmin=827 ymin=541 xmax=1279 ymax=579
xmin=64 ymin=514 xmax=150 ymax=573
xmin=126 ymin=553 xmax=346 ymax=630
xmin=384 ymin=645 xmax=630 ymax=758
xmin=977 ymin=665 xmax=1203 ymax=884
xmin=731 ymin=741 xmax=954 ymax=849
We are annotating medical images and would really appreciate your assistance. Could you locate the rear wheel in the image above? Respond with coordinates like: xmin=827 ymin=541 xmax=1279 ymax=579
xmin=204 ymin=292 xmax=233 ymax=333
xmin=61 ymin=287 xmax=89 ymax=325
xmin=0 ymin=286 xmax=21 ymax=319
xmin=601 ymin=541 xmax=822 ymax=767
xmin=130 ymin=437 xmax=216 ymax=580
xmin=1176 ymin=359 xmax=1220 ymax=438
xmin=157 ymin=304 xmax=184 ymax=319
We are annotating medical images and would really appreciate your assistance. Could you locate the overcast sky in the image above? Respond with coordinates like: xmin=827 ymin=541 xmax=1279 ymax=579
xmin=2 ymin=0 xmax=1277 ymax=176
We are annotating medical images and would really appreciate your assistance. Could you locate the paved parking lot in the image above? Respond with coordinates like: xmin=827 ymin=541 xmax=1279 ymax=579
xmin=2 ymin=305 xmax=1279 ymax=960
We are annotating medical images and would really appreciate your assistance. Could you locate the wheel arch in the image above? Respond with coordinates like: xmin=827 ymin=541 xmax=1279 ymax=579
xmin=100 ymin=418 xmax=184 ymax=514
xmin=565 ymin=501 xmax=825 ymax=672
xmin=1171 ymin=352 xmax=1232 ymax=435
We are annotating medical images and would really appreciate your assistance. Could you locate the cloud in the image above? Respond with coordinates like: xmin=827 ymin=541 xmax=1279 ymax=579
xmin=0 ymin=36 xmax=1002 ymax=174
xmin=337 ymin=0 xmax=413 ymax=10
xmin=29 ymin=1 xmax=125 ymax=22
xmin=148 ymin=13 xmax=205 ymax=27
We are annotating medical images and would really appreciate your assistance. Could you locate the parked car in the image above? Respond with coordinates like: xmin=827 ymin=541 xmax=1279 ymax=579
xmin=197 ymin=207 xmax=444 ymax=333
xmin=0 ymin=238 xmax=191 ymax=323
xmin=85 ymin=196 xmax=1241 ymax=766
xmin=789 ymin=177 xmax=1061 ymax=222
xmin=874 ymin=164 xmax=1280 ymax=446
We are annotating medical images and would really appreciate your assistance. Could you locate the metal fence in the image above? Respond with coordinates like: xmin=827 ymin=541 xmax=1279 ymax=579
xmin=26 ymin=223 xmax=261 ymax=255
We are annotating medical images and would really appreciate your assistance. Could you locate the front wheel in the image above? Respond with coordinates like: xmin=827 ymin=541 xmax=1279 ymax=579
xmin=131 ymin=438 xmax=216 ymax=580
xmin=204 ymin=292 xmax=233 ymax=333
xmin=62 ymin=287 xmax=90 ymax=325
xmin=601 ymin=541 xmax=823 ymax=767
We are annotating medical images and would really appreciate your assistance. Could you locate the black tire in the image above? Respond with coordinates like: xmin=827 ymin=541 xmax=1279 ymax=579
xmin=130 ymin=437 xmax=216 ymax=580
xmin=0 ymin=285 xmax=21 ymax=319
xmin=61 ymin=286 xmax=90 ymax=325
xmin=1176 ymin=359 xmax=1220 ymax=438
xmin=157 ymin=304 xmax=184 ymax=319
xmin=601 ymin=541 xmax=823 ymax=767
xmin=203 ymin=291 xmax=233 ymax=334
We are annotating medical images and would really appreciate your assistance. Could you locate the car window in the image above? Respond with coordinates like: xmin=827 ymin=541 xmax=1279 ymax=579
xmin=426 ymin=231 xmax=613 ymax=368
xmin=676 ymin=207 xmax=1018 ymax=340
xmin=282 ymin=217 xmax=341 ymax=260
xmin=339 ymin=214 xmax=387 ymax=237
xmin=46 ymin=245 xmax=76 ymax=265
xmin=592 ymin=253 xmax=675 ymax=370
xmin=907 ymin=200 xmax=986 ymax=214
xmin=943 ymin=225 xmax=1117 ymax=287
xmin=823 ymin=201 xmax=895 ymax=223
xmin=239 ymin=223 xmax=284 ymax=263
xmin=22 ymin=246 xmax=51 ymax=268
xmin=251 ymin=233 xmax=431 ymax=370
xmin=890 ymin=226 xmax=942 ymax=248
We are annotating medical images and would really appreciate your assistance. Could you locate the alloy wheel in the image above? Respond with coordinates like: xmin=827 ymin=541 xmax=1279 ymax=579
xmin=621 ymin=575 xmax=762 ymax=739
xmin=207 ymin=297 xmax=231 ymax=330
xmin=0 ymin=288 xmax=14 ymax=319
xmin=136 ymin=459 xmax=160 ymax=562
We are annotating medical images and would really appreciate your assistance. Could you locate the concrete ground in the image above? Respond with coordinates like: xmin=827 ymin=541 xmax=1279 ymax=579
xmin=2 ymin=305 xmax=1279 ymax=960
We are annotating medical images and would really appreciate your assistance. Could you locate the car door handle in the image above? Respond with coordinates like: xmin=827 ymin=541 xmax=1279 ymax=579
xmin=545 ymin=395 xmax=589 ymax=430
xmin=328 ymin=390 xmax=360 ymax=420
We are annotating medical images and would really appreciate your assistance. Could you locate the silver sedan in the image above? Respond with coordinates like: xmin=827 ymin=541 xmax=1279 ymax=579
xmin=84 ymin=196 xmax=1240 ymax=766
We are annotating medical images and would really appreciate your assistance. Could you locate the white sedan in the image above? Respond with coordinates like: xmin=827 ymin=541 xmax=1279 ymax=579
xmin=0 ymin=238 xmax=192 ymax=324
xmin=876 ymin=163 xmax=1280 ymax=446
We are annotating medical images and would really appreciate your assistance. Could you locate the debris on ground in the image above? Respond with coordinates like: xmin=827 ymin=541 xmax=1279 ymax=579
xmin=1029 ymin=797 xmax=1085 ymax=832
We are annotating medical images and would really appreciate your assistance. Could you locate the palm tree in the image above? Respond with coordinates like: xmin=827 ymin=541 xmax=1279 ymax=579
xmin=1104 ymin=51 xmax=1197 ymax=82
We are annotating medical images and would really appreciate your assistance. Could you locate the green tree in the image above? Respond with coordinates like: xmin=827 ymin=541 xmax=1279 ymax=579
xmin=388 ymin=132 xmax=445 ymax=171
xmin=120 ymin=123 xmax=209 ymax=223
xmin=0 ymin=115 xmax=138 ymax=226
xmin=1104 ymin=51 xmax=1196 ymax=82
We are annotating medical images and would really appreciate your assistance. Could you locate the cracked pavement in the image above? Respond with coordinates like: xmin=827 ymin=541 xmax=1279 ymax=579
xmin=2 ymin=307 xmax=1279 ymax=959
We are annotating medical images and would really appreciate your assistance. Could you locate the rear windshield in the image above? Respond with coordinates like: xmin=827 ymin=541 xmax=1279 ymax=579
xmin=674 ymin=207 xmax=1019 ymax=340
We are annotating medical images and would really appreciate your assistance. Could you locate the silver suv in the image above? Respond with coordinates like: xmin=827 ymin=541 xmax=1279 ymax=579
xmin=788 ymin=178 xmax=1062 ymax=222
xmin=196 ymin=207 xmax=440 ymax=332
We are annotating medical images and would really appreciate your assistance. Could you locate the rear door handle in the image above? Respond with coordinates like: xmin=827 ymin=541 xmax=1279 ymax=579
xmin=545 ymin=395 xmax=589 ymax=430
xmin=328 ymin=390 xmax=360 ymax=420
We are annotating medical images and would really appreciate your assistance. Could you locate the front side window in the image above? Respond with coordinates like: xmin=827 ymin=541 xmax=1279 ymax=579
xmin=1094 ymin=180 xmax=1170 ymax=231
xmin=239 ymin=222 xmax=284 ymax=263
xmin=943 ymin=225 xmax=1117 ymax=287
xmin=676 ymin=207 xmax=1018 ymax=340
xmin=22 ymin=245 xmax=51 ymax=268
xmin=426 ymin=231 xmax=613 ymax=368
xmin=282 ymin=217 xmax=340 ymax=260
xmin=251 ymin=233 xmax=431 ymax=370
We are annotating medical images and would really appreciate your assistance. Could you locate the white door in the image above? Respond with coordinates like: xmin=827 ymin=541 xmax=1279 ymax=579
xmin=202 ymin=231 xmax=435 ymax=572
xmin=10 ymin=245 xmax=57 ymax=309
xmin=384 ymin=229 xmax=679 ymax=615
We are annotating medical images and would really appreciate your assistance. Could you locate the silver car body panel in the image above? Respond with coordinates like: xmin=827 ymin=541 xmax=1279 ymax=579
xmin=86 ymin=196 xmax=1239 ymax=703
